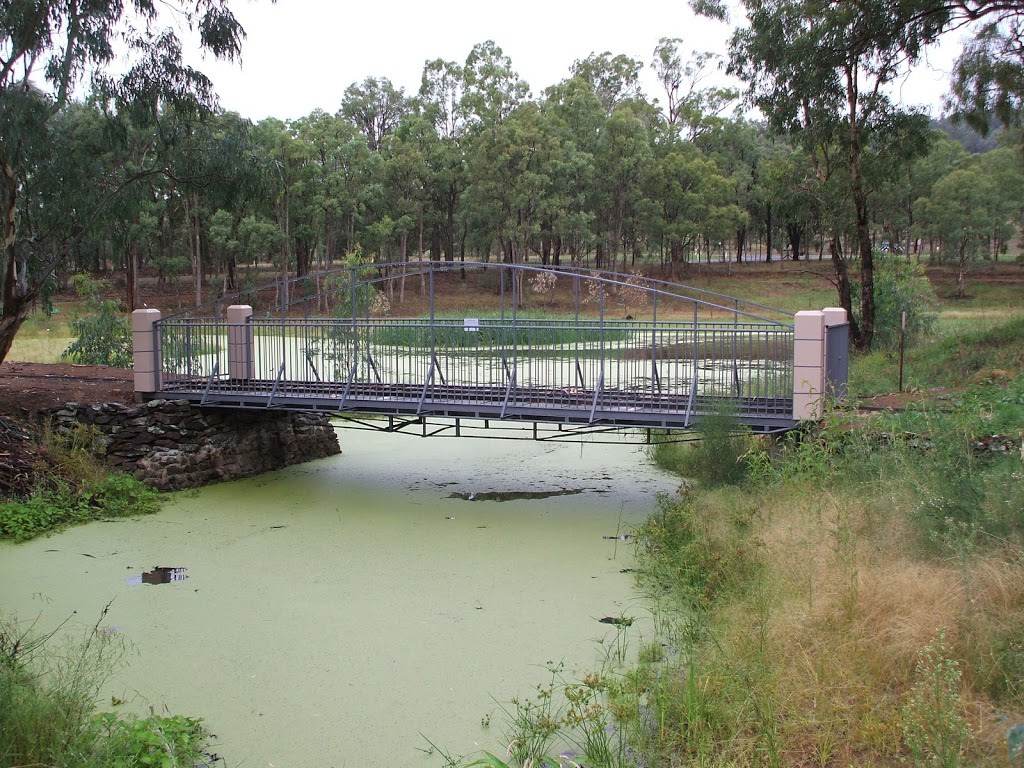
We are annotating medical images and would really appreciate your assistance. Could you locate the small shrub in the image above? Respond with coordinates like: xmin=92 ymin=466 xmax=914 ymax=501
xmin=853 ymin=255 xmax=938 ymax=349
xmin=62 ymin=275 xmax=132 ymax=368
xmin=901 ymin=631 xmax=971 ymax=767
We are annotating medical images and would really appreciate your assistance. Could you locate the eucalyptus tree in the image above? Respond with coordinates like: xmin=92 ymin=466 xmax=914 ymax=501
xmin=186 ymin=110 xmax=272 ymax=297
xmin=463 ymin=102 xmax=555 ymax=267
xmin=913 ymin=162 xmax=1000 ymax=297
xmin=652 ymin=39 xmax=739 ymax=143
xmin=461 ymin=41 xmax=531 ymax=127
xmin=570 ymin=52 xmax=645 ymax=115
xmin=915 ymin=146 xmax=1023 ymax=296
xmin=707 ymin=0 xmax=945 ymax=348
xmin=381 ymin=114 xmax=436 ymax=261
xmin=649 ymin=143 xmax=745 ymax=274
xmin=697 ymin=119 xmax=768 ymax=262
xmin=945 ymin=2 xmax=1024 ymax=135
xmin=900 ymin=132 xmax=969 ymax=258
xmin=0 ymin=0 xmax=262 ymax=361
xmin=417 ymin=59 xmax=467 ymax=262
xmin=251 ymin=118 xmax=310 ymax=301
xmin=594 ymin=105 xmax=656 ymax=271
xmin=539 ymin=77 xmax=605 ymax=264
xmin=760 ymin=141 xmax=819 ymax=260
xmin=291 ymin=110 xmax=357 ymax=268
xmin=339 ymin=77 xmax=411 ymax=153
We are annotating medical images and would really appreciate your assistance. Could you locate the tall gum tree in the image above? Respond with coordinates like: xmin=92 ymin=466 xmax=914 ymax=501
xmin=701 ymin=0 xmax=946 ymax=348
xmin=0 ymin=0 xmax=264 ymax=362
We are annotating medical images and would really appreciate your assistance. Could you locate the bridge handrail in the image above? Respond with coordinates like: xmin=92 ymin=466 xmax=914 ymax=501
xmin=158 ymin=260 xmax=794 ymax=327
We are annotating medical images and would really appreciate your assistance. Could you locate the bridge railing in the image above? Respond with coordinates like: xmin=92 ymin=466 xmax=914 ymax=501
xmin=158 ymin=260 xmax=796 ymax=327
xmin=144 ymin=311 xmax=796 ymax=428
xmin=131 ymin=263 xmax=848 ymax=432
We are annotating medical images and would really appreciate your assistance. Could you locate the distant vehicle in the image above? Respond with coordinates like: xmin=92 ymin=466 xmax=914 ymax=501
xmin=880 ymin=240 xmax=904 ymax=254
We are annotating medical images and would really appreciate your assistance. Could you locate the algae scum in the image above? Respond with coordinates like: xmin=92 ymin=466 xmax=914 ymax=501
xmin=0 ymin=429 xmax=677 ymax=766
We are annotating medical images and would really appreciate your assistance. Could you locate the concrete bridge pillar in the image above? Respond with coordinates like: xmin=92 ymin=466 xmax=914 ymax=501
xmin=227 ymin=304 xmax=254 ymax=380
xmin=132 ymin=308 xmax=162 ymax=394
xmin=793 ymin=310 xmax=826 ymax=421
xmin=793 ymin=307 xmax=849 ymax=421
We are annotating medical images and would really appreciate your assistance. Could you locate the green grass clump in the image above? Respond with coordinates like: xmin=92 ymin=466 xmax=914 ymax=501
xmin=0 ymin=618 xmax=216 ymax=768
xmin=0 ymin=473 xmax=160 ymax=542
xmin=850 ymin=313 xmax=1024 ymax=396
xmin=648 ymin=405 xmax=753 ymax=489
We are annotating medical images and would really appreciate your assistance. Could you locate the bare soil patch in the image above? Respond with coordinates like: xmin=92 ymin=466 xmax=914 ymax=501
xmin=0 ymin=362 xmax=135 ymax=425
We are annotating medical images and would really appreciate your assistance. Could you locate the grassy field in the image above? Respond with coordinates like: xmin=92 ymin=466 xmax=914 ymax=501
xmin=7 ymin=304 xmax=75 ymax=364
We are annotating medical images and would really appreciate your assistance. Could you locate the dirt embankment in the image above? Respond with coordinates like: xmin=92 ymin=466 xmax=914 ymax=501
xmin=0 ymin=362 xmax=135 ymax=496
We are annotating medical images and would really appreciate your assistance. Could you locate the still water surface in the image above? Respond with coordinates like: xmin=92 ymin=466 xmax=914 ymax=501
xmin=0 ymin=428 xmax=678 ymax=767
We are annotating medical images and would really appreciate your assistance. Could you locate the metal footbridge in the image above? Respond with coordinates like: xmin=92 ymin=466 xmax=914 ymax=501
xmin=133 ymin=262 xmax=847 ymax=441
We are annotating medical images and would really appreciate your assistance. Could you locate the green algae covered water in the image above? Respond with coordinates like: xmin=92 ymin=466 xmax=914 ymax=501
xmin=0 ymin=427 xmax=678 ymax=767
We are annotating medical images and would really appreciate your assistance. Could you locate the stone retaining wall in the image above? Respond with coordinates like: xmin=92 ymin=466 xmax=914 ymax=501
xmin=48 ymin=400 xmax=340 ymax=491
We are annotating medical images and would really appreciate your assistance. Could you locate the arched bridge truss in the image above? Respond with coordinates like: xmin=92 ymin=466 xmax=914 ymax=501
xmin=132 ymin=262 xmax=848 ymax=442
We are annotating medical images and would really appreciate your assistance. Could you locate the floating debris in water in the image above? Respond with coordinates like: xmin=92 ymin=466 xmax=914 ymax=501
xmin=448 ymin=489 xmax=586 ymax=502
xmin=126 ymin=566 xmax=189 ymax=586
xmin=602 ymin=534 xmax=634 ymax=541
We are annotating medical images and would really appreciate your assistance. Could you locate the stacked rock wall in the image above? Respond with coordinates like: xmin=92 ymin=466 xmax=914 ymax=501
xmin=48 ymin=400 xmax=340 ymax=491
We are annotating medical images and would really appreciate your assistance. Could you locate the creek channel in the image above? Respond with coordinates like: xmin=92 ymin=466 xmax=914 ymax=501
xmin=0 ymin=426 xmax=680 ymax=766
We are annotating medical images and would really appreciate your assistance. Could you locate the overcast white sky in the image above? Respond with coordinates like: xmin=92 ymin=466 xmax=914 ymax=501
xmin=181 ymin=0 xmax=965 ymax=123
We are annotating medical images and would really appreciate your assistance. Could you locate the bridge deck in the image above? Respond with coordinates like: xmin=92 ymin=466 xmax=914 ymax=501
xmin=158 ymin=378 xmax=796 ymax=432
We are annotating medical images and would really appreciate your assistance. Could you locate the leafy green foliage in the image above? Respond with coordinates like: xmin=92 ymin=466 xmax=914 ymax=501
xmin=0 ymin=472 xmax=159 ymax=542
xmin=858 ymin=255 xmax=938 ymax=349
xmin=61 ymin=276 xmax=132 ymax=368
xmin=87 ymin=711 xmax=214 ymax=768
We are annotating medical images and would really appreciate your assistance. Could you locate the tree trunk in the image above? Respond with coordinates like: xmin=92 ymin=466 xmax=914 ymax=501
xmin=787 ymin=222 xmax=803 ymax=261
xmin=0 ymin=295 xmax=34 ymax=364
xmin=846 ymin=64 xmax=874 ymax=351
xmin=957 ymin=242 xmax=967 ymax=299
xmin=0 ymin=158 xmax=35 ymax=362
xmin=183 ymin=193 xmax=203 ymax=308
xmin=126 ymin=242 xmax=138 ymax=312
xmin=829 ymin=236 xmax=861 ymax=342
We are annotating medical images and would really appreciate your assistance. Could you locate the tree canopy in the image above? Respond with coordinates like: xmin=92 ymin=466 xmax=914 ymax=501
xmin=0 ymin=0 xmax=264 ymax=360
xmin=2 ymin=11 xmax=1023 ymax=362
